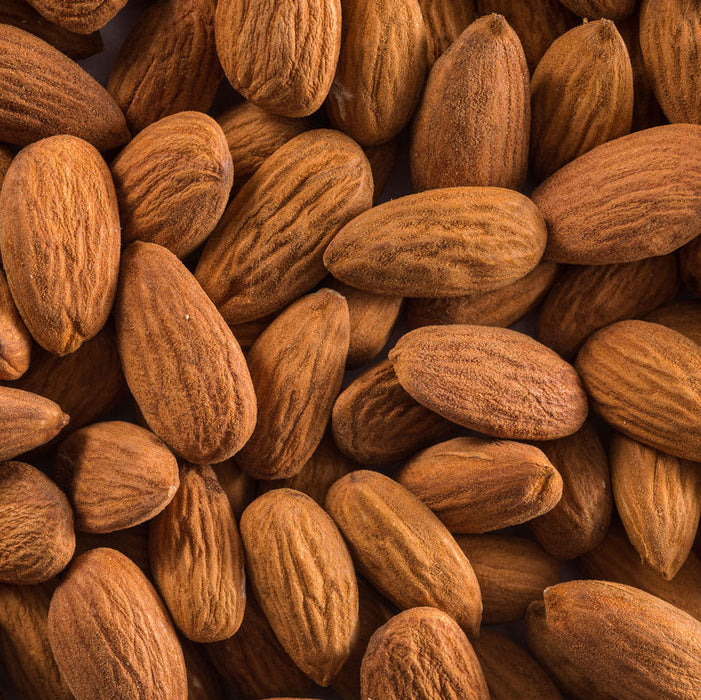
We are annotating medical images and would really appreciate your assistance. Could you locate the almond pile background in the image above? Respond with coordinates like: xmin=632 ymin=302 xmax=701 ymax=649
xmin=0 ymin=0 xmax=700 ymax=699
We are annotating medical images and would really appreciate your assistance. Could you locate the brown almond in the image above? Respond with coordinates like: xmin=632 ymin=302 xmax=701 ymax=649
xmin=681 ymin=231 xmax=701 ymax=297
xmin=645 ymin=300 xmax=701 ymax=346
xmin=576 ymin=320 xmax=701 ymax=461
xmin=326 ymin=470 xmax=482 ymax=636
xmin=361 ymin=607 xmax=489 ymax=700
xmin=559 ymin=0 xmax=636 ymax=19
xmin=240 ymin=490 xmax=358 ymax=686
xmin=74 ymin=524 xmax=152 ymax=578
xmin=396 ymin=436 xmax=563 ymax=533
xmin=211 ymin=459 xmax=257 ymax=520
xmin=0 ymin=461 xmax=74 ymax=584
xmin=0 ymin=269 xmax=31 ymax=381
xmin=411 ymin=14 xmax=529 ymax=191
xmin=26 ymin=0 xmax=126 ymax=32
xmin=363 ymin=138 xmax=398 ymax=204
xmin=116 ymin=241 xmax=257 ymax=464
xmin=195 ymin=129 xmax=373 ymax=325
xmin=532 ymin=124 xmax=701 ymax=264
xmin=418 ymin=0 xmax=475 ymax=66
xmin=390 ymin=325 xmax=588 ymax=440
xmin=324 ymin=187 xmax=547 ymax=297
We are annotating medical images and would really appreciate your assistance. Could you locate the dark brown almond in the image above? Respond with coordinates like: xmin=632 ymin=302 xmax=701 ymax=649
xmin=363 ymin=138 xmax=398 ymax=204
xmin=211 ymin=459 xmax=257 ymax=520
xmin=559 ymin=0 xmax=636 ymax=19
xmin=418 ymin=0 xmax=475 ymax=66
xmin=0 ymin=269 xmax=31 ymax=381
xmin=645 ymin=300 xmax=701 ymax=346
xmin=681 ymin=236 xmax=701 ymax=297
xmin=25 ymin=0 xmax=126 ymax=33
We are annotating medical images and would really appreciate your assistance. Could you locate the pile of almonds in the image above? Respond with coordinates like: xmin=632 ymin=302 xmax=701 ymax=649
xmin=1 ymin=0 xmax=701 ymax=698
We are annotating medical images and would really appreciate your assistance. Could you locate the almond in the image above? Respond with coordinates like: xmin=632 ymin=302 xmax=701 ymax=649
xmin=239 ymin=489 xmax=358 ymax=686
xmin=211 ymin=460 xmax=257 ymax=520
xmin=48 ymin=548 xmax=187 ymax=700
xmin=532 ymin=124 xmax=701 ymax=264
xmin=411 ymin=14 xmax=529 ymax=191
xmin=195 ymin=129 xmax=373 ymax=325
xmin=363 ymin=138 xmax=398 ymax=203
xmin=25 ymin=0 xmax=126 ymax=32
xmin=418 ymin=0 xmax=475 ymax=66
xmin=390 ymin=325 xmax=588 ymax=440
xmin=558 ymin=0 xmax=636 ymax=20
xmin=0 ymin=461 xmax=74 ymax=584
xmin=326 ymin=470 xmax=482 ymax=636
xmin=361 ymin=607 xmax=489 ymax=700
xmin=0 ymin=269 xmax=31 ymax=381
xmin=215 ymin=0 xmax=341 ymax=118
xmin=116 ymin=241 xmax=257 ymax=465
xmin=645 ymin=300 xmax=701 ymax=346
xmin=111 ymin=111 xmax=233 ymax=258
xmin=682 ymin=236 xmax=701 ymax=297
xmin=324 ymin=187 xmax=547 ymax=297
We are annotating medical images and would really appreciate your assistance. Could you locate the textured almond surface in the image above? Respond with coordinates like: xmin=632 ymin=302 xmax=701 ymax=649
xmin=559 ymin=0 xmax=636 ymax=19
xmin=390 ymin=325 xmax=588 ymax=440
xmin=26 ymin=0 xmax=127 ymax=32
xmin=0 ymin=269 xmax=31 ymax=381
xmin=326 ymin=470 xmax=482 ymax=636
xmin=0 ymin=136 xmax=120 ymax=356
xmin=418 ymin=0 xmax=474 ymax=66
xmin=240 ymin=490 xmax=358 ymax=686
xmin=116 ymin=242 xmax=256 ymax=464
xmin=646 ymin=300 xmax=701 ymax=347
xmin=324 ymin=187 xmax=547 ymax=297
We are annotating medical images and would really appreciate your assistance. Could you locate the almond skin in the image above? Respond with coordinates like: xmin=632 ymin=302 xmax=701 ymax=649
xmin=0 ymin=136 xmax=120 ymax=356
xmin=326 ymin=0 xmax=427 ymax=146
xmin=418 ymin=0 xmax=475 ymax=67
xmin=0 ymin=25 xmax=128 ymax=149
xmin=48 ymin=548 xmax=188 ymax=700
xmin=150 ymin=464 xmax=246 ymax=643
xmin=195 ymin=129 xmax=373 ymax=325
xmin=0 ymin=461 xmax=74 ymax=584
xmin=530 ymin=19 xmax=633 ymax=181
xmin=646 ymin=300 xmax=701 ymax=346
xmin=239 ymin=490 xmax=358 ymax=686
xmin=326 ymin=470 xmax=482 ymax=637
xmin=0 ymin=269 xmax=31 ymax=381
xmin=235 ymin=289 xmax=349 ymax=480
xmin=390 ymin=325 xmax=588 ymax=440
xmin=576 ymin=320 xmax=701 ymax=461
xmin=532 ymin=124 xmax=701 ymax=264
xmin=361 ymin=607 xmax=489 ymax=700
xmin=558 ymin=0 xmax=636 ymax=19
xmin=411 ymin=14 xmax=529 ymax=191
xmin=25 ymin=0 xmax=127 ymax=32
xmin=54 ymin=421 xmax=179 ymax=534
xmin=324 ymin=187 xmax=547 ymax=297
xmin=112 ymin=111 xmax=233 ymax=259
xmin=116 ymin=241 xmax=256 ymax=465
xmin=215 ymin=0 xmax=341 ymax=118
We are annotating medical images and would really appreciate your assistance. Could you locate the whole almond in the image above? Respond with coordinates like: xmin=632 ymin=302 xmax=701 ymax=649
xmin=326 ymin=0 xmax=427 ymax=146
xmin=25 ymin=0 xmax=126 ymax=32
xmin=558 ymin=0 xmax=636 ymax=19
xmin=645 ymin=300 xmax=701 ymax=346
xmin=111 ymin=111 xmax=233 ymax=258
xmin=681 ymin=236 xmax=701 ymax=297
xmin=363 ymin=138 xmax=398 ymax=203
xmin=195 ymin=129 xmax=373 ymax=325
xmin=576 ymin=320 xmax=701 ymax=461
xmin=235 ymin=289 xmax=349 ymax=480
xmin=0 ymin=269 xmax=31 ymax=381
xmin=324 ymin=187 xmax=547 ymax=297
xmin=211 ymin=459 xmax=257 ymax=519
xmin=530 ymin=19 xmax=633 ymax=181
xmin=326 ymin=470 xmax=482 ymax=636
xmin=150 ymin=464 xmax=246 ymax=642
xmin=48 ymin=548 xmax=187 ymax=700
xmin=411 ymin=14 xmax=529 ymax=191
xmin=0 ymin=461 xmax=74 ymax=584
xmin=418 ymin=0 xmax=475 ymax=66
xmin=396 ymin=437 xmax=563 ymax=533
xmin=215 ymin=0 xmax=341 ymax=118
xmin=361 ymin=607 xmax=489 ymax=700
xmin=116 ymin=241 xmax=256 ymax=464
xmin=54 ymin=421 xmax=179 ymax=534
xmin=532 ymin=124 xmax=701 ymax=264
xmin=240 ymin=490 xmax=358 ymax=686
xmin=0 ymin=136 xmax=120 ymax=355
xmin=390 ymin=325 xmax=588 ymax=440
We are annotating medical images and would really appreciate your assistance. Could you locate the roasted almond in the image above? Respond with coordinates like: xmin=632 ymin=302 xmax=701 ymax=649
xmin=645 ymin=300 xmax=701 ymax=346
xmin=0 ymin=269 xmax=31 ymax=381
xmin=418 ymin=0 xmax=475 ymax=67
xmin=558 ymin=0 xmax=636 ymax=19
xmin=25 ymin=0 xmax=126 ymax=32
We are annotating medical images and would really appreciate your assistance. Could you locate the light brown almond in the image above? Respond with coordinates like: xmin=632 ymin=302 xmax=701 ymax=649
xmin=0 ymin=269 xmax=31 ymax=381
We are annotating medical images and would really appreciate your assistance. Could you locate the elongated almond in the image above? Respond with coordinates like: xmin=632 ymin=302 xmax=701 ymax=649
xmin=0 ymin=269 xmax=31 ymax=381
xmin=645 ymin=300 xmax=701 ymax=346
xmin=418 ymin=0 xmax=475 ymax=66
xmin=559 ymin=0 xmax=636 ymax=19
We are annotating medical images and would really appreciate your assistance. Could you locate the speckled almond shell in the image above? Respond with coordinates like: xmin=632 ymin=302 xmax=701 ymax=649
xmin=558 ymin=0 xmax=636 ymax=20
xmin=25 ymin=0 xmax=127 ymax=33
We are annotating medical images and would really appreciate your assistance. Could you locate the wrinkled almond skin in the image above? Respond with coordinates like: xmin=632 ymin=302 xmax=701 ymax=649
xmin=543 ymin=580 xmax=701 ymax=700
xmin=324 ymin=187 xmax=547 ymax=297
xmin=26 ymin=0 xmax=127 ymax=32
xmin=150 ymin=464 xmax=246 ymax=643
xmin=331 ymin=359 xmax=454 ymax=466
xmin=397 ymin=437 xmax=562 ymax=533
xmin=418 ymin=0 xmax=475 ymax=66
xmin=0 ymin=136 xmax=120 ymax=356
xmin=0 ymin=461 xmax=74 ymax=584
xmin=236 ymin=290 xmax=349 ymax=480
xmin=215 ymin=0 xmax=341 ymax=118
xmin=108 ymin=0 xmax=221 ymax=133
xmin=54 ymin=421 xmax=179 ymax=534
xmin=116 ymin=242 xmax=257 ymax=464
xmin=48 ymin=548 xmax=187 ymax=700
xmin=411 ymin=14 xmax=529 ymax=192
xmin=390 ymin=325 xmax=588 ymax=440
xmin=0 ymin=270 xmax=31 ymax=381
xmin=112 ymin=111 xmax=233 ymax=259
xmin=211 ymin=459 xmax=257 ymax=520
xmin=646 ymin=300 xmax=701 ymax=346
xmin=530 ymin=19 xmax=633 ymax=181
xmin=537 ymin=255 xmax=679 ymax=359
xmin=363 ymin=139 xmax=398 ymax=203
xmin=682 ymin=237 xmax=701 ymax=297
xmin=361 ymin=607 xmax=489 ymax=700
xmin=559 ymin=0 xmax=636 ymax=19
xmin=533 ymin=124 xmax=701 ymax=264
xmin=196 ymin=130 xmax=373 ymax=325
xmin=240 ymin=490 xmax=358 ymax=686
xmin=326 ymin=0 xmax=427 ymax=146
xmin=326 ymin=470 xmax=482 ymax=636
xmin=576 ymin=320 xmax=701 ymax=461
